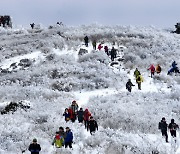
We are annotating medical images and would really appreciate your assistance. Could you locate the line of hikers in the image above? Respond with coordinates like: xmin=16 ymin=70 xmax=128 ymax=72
xmin=84 ymin=36 xmax=117 ymax=61
xmin=28 ymin=100 xmax=98 ymax=153
xmin=158 ymin=117 xmax=179 ymax=143
xmin=126 ymin=61 xmax=180 ymax=92
xmin=28 ymin=127 xmax=73 ymax=154
xmin=63 ymin=100 xmax=98 ymax=135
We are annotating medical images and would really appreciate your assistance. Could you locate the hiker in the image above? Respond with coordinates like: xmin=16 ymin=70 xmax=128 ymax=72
xmin=63 ymin=108 xmax=70 ymax=122
xmin=70 ymin=100 xmax=79 ymax=122
xmin=88 ymin=116 xmax=98 ymax=135
xmin=59 ymin=127 xmax=65 ymax=139
xmin=134 ymin=68 xmax=141 ymax=78
xmin=98 ymin=44 xmax=103 ymax=50
xmin=156 ymin=64 xmax=161 ymax=74
xmin=126 ymin=79 xmax=135 ymax=92
xmin=30 ymin=23 xmax=35 ymax=29
xmin=84 ymin=108 xmax=91 ymax=129
xmin=168 ymin=61 xmax=180 ymax=75
xmin=84 ymin=36 xmax=89 ymax=47
xmin=104 ymin=46 xmax=109 ymax=55
xmin=28 ymin=138 xmax=41 ymax=154
xmin=136 ymin=74 xmax=143 ymax=90
xmin=64 ymin=127 xmax=73 ymax=148
xmin=168 ymin=119 xmax=179 ymax=138
xmin=110 ymin=47 xmax=116 ymax=61
xmin=68 ymin=107 xmax=75 ymax=122
xmin=148 ymin=64 xmax=155 ymax=78
xmin=52 ymin=132 xmax=64 ymax=148
xmin=77 ymin=108 xmax=84 ymax=123
xmin=92 ymin=40 xmax=96 ymax=50
xmin=158 ymin=117 xmax=168 ymax=142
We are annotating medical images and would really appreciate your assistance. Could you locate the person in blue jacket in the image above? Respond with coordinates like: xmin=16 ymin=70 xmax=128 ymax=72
xmin=168 ymin=61 xmax=180 ymax=74
xmin=64 ymin=127 xmax=73 ymax=148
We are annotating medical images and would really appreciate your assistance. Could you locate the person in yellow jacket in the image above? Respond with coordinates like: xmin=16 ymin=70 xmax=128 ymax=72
xmin=136 ymin=74 xmax=143 ymax=90
xmin=52 ymin=132 xmax=64 ymax=148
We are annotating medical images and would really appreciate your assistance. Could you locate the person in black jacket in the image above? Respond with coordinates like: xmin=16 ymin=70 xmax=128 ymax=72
xmin=84 ymin=36 xmax=89 ymax=47
xmin=30 ymin=23 xmax=35 ymax=29
xmin=168 ymin=119 xmax=179 ymax=138
xmin=88 ymin=116 xmax=98 ymax=135
xmin=110 ymin=47 xmax=116 ymax=61
xmin=28 ymin=138 xmax=41 ymax=154
xmin=158 ymin=117 xmax=168 ymax=142
xmin=77 ymin=108 xmax=84 ymax=123
xmin=126 ymin=79 xmax=135 ymax=92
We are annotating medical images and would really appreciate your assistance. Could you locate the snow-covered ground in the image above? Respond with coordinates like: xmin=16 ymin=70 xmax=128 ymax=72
xmin=0 ymin=24 xmax=179 ymax=154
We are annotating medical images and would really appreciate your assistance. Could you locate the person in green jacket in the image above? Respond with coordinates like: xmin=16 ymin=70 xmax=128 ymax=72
xmin=92 ymin=40 xmax=96 ymax=50
xmin=134 ymin=68 xmax=141 ymax=78
xmin=52 ymin=132 xmax=64 ymax=148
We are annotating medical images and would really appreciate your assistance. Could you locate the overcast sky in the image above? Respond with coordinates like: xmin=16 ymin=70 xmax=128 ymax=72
xmin=1 ymin=0 xmax=180 ymax=28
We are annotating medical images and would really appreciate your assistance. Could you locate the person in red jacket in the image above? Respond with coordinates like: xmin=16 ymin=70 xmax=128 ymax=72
xmin=98 ymin=44 xmax=103 ymax=50
xmin=104 ymin=46 xmax=109 ymax=55
xmin=84 ymin=109 xmax=91 ymax=130
xmin=148 ymin=64 xmax=155 ymax=78
xmin=68 ymin=107 xmax=74 ymax=122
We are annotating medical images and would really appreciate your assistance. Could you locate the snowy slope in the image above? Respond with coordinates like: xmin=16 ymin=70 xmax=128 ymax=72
xmin=0 ymin=24 xmax=179 ymax=154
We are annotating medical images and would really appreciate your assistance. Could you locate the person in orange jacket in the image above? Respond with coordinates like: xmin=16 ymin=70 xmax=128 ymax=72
xmin=156 ymin=64 xmax=161 ymax=74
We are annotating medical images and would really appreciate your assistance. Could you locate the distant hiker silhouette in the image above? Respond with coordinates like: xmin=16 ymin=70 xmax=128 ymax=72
xmin=168 ymin=61 xmax=180 ymax=75
xmin=70 ymin=100 xmax=79 ymax=122
xmin=104 ymin=46 xmax=109 ymax=55
xmin=77 ymin=108 xmax=84 ymax=123
xmin=148 ymin=64 xmax=155 ymax=78
xmin=126 ymin=79 xmax=135 ymax=92
xmin=136 ymin=74 xmax=143 ymax=90
xmin=63 ymin=108 xmax=70 ymax=122
xmin=92 ymin=40 xmax=96 ymax=50
xmin=134 ymin=68 xmax=141 ymax=78
xmin=110 ymin=47 xmax=116 ymax=61
xmin=30 ymin=23 xmax=35 ymax=29
xmin=156 ymin=64 xmax=161 ymax=74
xmin=158 ymin=117 xmax=168 ymax=142
xmin=88 ymin=116 xmax=98 ymax=135
xmin=84 ymin=108 xmax=91 ymax=129
xmin=98 ymin=44 xmax=103 ymax=50
xmin=168 ymin=119 xmax=179 ymax=138
xmin=84 ymin=36 xmax=89 ymax=47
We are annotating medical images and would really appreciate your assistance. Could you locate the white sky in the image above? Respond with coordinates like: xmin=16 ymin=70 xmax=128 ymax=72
xmin=1 ymin=0 xmax=180 ymax=28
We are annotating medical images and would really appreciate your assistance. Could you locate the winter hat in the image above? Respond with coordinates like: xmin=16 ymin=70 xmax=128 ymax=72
xmin=59 ymin=127 xmax=64 ymax=130
xmin=162 ymin=117 xmax=165 ymax=120
xmin=33 ymin=138 xmax=37 ymax=142
xmin=171 ymin=119 xmax=174 ymax=123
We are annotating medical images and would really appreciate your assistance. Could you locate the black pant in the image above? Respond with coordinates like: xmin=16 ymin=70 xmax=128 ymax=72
xmin=84 ymin=120 xmax=88 ymax=129
xmin=170 ymin=130 xmax=176 ymax=137
xmin=111 ymin=55 xmax=114 ymax=61
xmin=127 ymin=88 xmax=131 ymax=92
xmin=138 ymin=83 xmax=141 ymax=90
xmin=85 ymin=42 xmax=88 ymax=47
xmin=162 ymin=130 xmax=168 ymax=142
xmin=65 ymin=142 xmax=72 ymax=148
xmin=151 ymin=72 xmax=154 ymax=78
